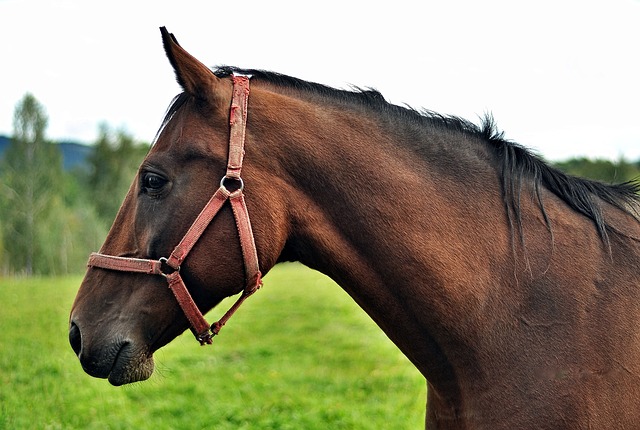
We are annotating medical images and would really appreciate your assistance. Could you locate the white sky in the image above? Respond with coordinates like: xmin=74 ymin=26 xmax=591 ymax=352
xmin=0 ymin=0 xmax=638 ymax=161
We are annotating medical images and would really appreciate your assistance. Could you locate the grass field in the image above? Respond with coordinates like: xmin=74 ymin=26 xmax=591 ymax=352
xmin=0 ymin=263 xmax=425 ymax=429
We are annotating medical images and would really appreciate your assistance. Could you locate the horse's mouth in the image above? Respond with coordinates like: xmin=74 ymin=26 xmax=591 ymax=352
xmin=106 ymin=342 xmax=155 ymax=386
xmin=75 ymin=336 xmax=155 ymax=386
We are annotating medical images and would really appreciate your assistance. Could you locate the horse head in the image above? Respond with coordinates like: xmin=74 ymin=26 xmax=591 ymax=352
xmin=69 ymin=28 xmax=289 ymax=385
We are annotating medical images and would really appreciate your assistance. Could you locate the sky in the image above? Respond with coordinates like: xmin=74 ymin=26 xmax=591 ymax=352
xmin=0 ymin=0 xmax=638 ymax=161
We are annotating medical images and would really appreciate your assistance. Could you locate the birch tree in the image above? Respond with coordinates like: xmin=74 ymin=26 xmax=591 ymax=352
xmin=0 ymin=94 xmax=62 ymax=274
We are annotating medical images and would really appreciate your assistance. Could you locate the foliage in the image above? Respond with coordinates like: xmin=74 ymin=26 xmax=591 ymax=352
xmin=85 ymin=123 xmax=150 ymax=224
xmin=0 ymin=94 xmax=63 ymax=274
xmin=553 ymin=157 xmax=640 ymax=184
xmin=0 ymin=265 xmax=426 ymax=429
xmin=0 ymin=96 xmax=147 ymax=275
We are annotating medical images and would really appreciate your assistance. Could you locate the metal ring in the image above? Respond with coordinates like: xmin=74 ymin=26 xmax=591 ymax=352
xmin=159 ymin=257 xmax=180 ymax=278
xmin=220 ymin=176 xmax=244 ymax=193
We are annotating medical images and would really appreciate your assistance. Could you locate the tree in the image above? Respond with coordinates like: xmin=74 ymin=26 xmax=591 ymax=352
xmin=0 ymin=94 xmax=63 ymax=274
xmin=554 ymin=157 xmax=640 ymax=184
xmin=86 ymin=124 xmax=149 ymax=223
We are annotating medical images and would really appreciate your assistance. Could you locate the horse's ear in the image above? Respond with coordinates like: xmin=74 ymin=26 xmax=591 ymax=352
xmin=160 ymin=27 xmax=222 ymax=104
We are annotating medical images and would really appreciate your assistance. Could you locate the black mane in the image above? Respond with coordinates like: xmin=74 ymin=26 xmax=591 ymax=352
xmin=211 ymin=67 xmax=640 ymax=241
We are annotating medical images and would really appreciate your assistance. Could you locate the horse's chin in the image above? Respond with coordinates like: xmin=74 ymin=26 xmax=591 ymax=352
xmin=107 ymin=346 xmax=155 ymax=386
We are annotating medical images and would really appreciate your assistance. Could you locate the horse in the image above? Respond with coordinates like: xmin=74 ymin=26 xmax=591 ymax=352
xmin=69 ymin=27 xmax=640 ymax=429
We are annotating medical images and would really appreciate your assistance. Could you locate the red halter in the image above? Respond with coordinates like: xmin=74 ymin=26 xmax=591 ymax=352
xmin=87 ymin=75 xmax=262 ymax=345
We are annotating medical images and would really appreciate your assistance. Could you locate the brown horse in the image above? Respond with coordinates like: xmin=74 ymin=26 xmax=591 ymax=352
xmin=69 ymin=27 xmax=640 ymax=429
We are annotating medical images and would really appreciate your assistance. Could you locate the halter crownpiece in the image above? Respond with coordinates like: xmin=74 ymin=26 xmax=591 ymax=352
xmin=87 ymin=75 xmax=262 ymax=345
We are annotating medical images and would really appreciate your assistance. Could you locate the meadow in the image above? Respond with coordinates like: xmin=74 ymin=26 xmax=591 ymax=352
xmin=0 ymin=263 xmax=425 ymax=429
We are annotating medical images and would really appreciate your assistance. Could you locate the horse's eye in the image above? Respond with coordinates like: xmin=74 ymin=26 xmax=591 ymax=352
xmin=141 ymin=172 xmax=168 ymax=192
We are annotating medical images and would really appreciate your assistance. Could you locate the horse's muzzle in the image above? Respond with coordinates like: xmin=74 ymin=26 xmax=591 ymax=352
xmin=69 ymin=319 xmax=154 ymax=385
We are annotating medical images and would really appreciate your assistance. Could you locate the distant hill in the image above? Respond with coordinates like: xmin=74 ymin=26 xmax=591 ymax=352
xmin=0 ymin=135 xmax=10 ymax=157
xmin=0 ymin=135 xmax=92 ymax=171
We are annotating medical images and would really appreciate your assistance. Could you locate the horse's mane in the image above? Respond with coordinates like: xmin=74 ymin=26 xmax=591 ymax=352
xmin=171 ymin=66 xmax=640 ymax=242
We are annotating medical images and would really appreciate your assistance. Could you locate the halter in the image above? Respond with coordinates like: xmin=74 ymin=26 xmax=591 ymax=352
xmin=87 ymin=75 xmax=262 ymax=345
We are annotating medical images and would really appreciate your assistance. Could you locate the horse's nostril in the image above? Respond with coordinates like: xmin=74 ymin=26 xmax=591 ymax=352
xmin=69 ymin=321 xmax=82 ymax=357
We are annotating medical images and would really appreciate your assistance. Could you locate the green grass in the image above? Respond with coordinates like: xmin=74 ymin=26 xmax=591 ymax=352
xmin=0 ymin=263 xmax=425 ymax=429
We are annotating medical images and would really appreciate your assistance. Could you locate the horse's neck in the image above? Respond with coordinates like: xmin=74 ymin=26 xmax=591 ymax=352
xmin=253 ymin=88 xmax=640 ymax=428
xmin=265 ymin=96 xmax=514 ymax=385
